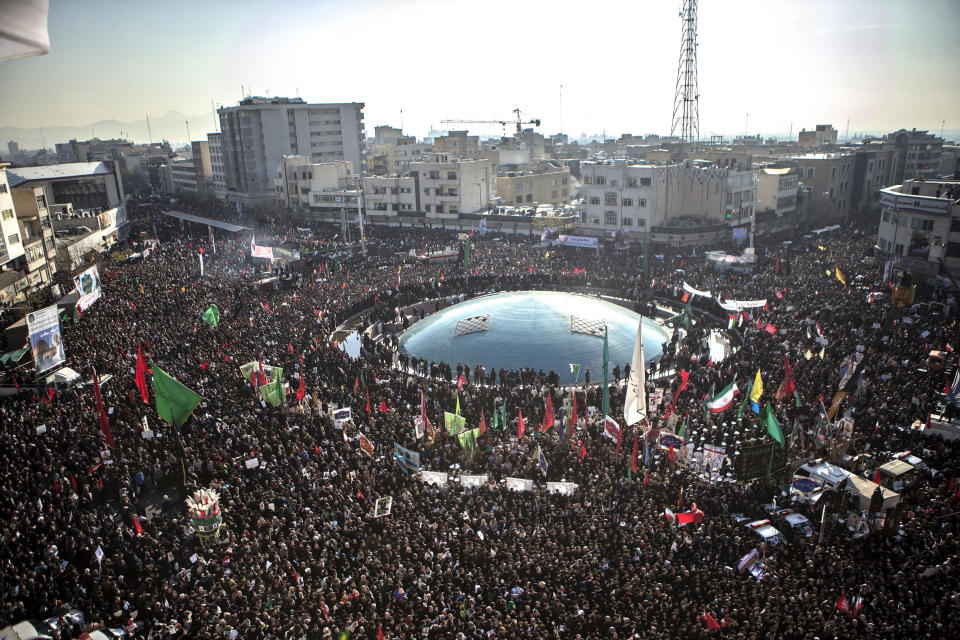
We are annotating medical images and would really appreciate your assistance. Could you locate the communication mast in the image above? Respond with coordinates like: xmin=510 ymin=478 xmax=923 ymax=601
xmin=670 ymin=0 xmax=700 ymax=147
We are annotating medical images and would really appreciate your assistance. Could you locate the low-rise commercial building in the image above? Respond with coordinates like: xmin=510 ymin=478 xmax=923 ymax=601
xmin=410 ymin=154 xmax=492 ymax=219
xmin=756 ymin=166 xmax=799 ymax=217
xmin=798 ymin=124 xmax=838 ymax=148
xmin=793 ymin=153 xmax=854 ymax=223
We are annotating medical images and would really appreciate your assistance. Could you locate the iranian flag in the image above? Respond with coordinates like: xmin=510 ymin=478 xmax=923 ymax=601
xmin=706 ymin=382 xmax=739 ymax=413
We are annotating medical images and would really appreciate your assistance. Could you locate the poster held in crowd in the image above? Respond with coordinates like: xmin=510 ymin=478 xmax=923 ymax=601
xmin=394 ymin=443 xmax=420 ymax=474
xmin=505 ymin=477 xmax=534 ymax=492
xmin=358 ymin=434 xmax=374 ymax=457
xmin=374 ymin=496 xmax=392 ymax=517
xmin=26 ymin=304 xmax=65 ymax=374
xmin=546 ymin=482 xmax=578 ymax=495
xmin=73 ymin=265 xmax=102 ymax=312
xmin=459 ymin=474 xmax=488 ymax=488
xmin=421 ymin=471 xmax=448 ymax=486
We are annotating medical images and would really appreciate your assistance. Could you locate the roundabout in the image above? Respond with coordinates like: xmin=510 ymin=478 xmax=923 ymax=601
xmin=397 ymin=290 xmax=670 ymax=384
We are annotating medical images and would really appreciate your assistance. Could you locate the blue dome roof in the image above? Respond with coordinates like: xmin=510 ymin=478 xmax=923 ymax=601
xmin=398 ymin=291 xmax=669 ymax=384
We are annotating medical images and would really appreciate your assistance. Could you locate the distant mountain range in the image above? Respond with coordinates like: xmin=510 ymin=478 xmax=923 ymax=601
xmin=1 ymin=111 xmax=220 ymax=151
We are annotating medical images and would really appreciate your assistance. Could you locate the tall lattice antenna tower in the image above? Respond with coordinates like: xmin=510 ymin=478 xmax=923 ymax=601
xmin=670 ymin=0 xmax=699 ymax=146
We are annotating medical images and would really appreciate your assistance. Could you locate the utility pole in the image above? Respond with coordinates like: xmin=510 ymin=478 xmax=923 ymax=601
xmin=211 ymin=100 xmax=219 ymax=133
xmin=146 ymin=115 xmax=153 ymax=144
xmin=748 ymin=170 xmax=758 ymax=249
xmin=185 ymin=120 xmax=192 ymax=144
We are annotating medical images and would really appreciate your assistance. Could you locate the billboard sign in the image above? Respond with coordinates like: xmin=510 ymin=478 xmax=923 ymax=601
xmin=27 ymin=304 xmax=66 ymax=374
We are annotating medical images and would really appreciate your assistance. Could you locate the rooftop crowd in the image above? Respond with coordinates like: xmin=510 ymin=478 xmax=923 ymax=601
xmin=1 ymin=197 xmax=959 ymax=639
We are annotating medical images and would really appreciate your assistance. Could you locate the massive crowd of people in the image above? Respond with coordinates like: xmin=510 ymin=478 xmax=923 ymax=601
xmin=1 ymin=197 xmax=959 ymax=639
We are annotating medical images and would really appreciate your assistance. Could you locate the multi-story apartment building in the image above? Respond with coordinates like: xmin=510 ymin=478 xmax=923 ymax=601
xmin=433 ymin=131 xmax=480 ymax=159
xmin=0 ymin=164 xmax=27 ymax=302
xmin=578 ymin=160 xmax=749 ymax=234
xmin=169 ymin=157 xmax=199 ymax=194
xmin=793 ymin=153 xmax=855 ymax=222
xmin=365 ymin=141 xmax=432 ymax=176
xmin=756 ymin=166 xmax=799 ymax=217
xmin=410 ymin=154 xmax=492 ymax=219
xmin=495 ymin=162 xmax=572 ymax=207
xmin=850 ymin=142 xmax=898 ymax=216
xmin=274 ymin=156 xmax=355 ymax=211
xmin=218 ymin=97 xmax=364 ymax=206
xmin=886 ymin=128 xmax=943 ymax=183
xmin=191 ymin=140 xmax=213 ymax=195
xmin=207 ymin=133 xmax=227 ymax=199
xmin=875 ymin=178 xmax=960 ymax=282
xmin=798 ymin=124 xmax=838 ymax=148
xmin=363 ymin=176 xmax=418 ymax=218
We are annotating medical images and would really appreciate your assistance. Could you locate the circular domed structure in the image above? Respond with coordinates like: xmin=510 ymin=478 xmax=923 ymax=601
xmin=398 ymin=291 xmax=670 ymax=384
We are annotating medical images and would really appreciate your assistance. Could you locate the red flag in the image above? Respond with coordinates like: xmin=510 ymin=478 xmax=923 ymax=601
xmin=631 ymin=429 xmax=639 ymax=473
xmin=480 ymin=409 xmax=486 ymax=435
xmin=643 ymin=470 xmax=649 ymax=487
xmin=135 ymin=342 xmax=149 ymax=403
xmin=776 ymin=353 xmax=795 ymax=402
xmin=92 ymin=367 xmax=116 ymax=448
xmin=579 ymin=441 xmax=587 ymax=461
xmin=378 ymin=624 xmax=384 ymax=640
xmin=296 ymin=356 xmax=306 ymax=403
xmin=541 ymin=392 xmax=554 ymax=432
xmin=668 ymin=442 xmax=676 ymax=464
xmin=681 ymin=292 xmax=690 ymax=303
xmin=200 ymin=361 xmax=209 ymax=371
xmin=421 ymin=390 xmax=433 ymax=440
xmin=457 ymin=375 xmax=465 ymax=391
xmin=321 ymin=601 xmax=330 ymax=622
xmin=70 ymin=475 xmax=77 ymax=492
xmin=258 ymin=356 xmax=267 ymax=386
xmin=702 ymin=612 xmax=721 ymax=630
xmin=668 ymin=369 xmax=690 ymax=416
xmin=517 ymin=409 xmax=525 ymax=440
xmin=775 ymin=251 xmax=780 ymax=273
xmin=873 ymin=469 xmax=881 ymax=484
xmin=379 ymin=400 xmax=387 ymax=412
xmin=836 ymin=591 xmax=851 ymax=615
xmin=134 ymin=516 xmax=143 ymax=536
xmin=288 ymin=342 xmax=294 ymax=354
xmin=354 ymin=375 xmax=359 ymax=394
xmin=341 ymin=281 xmax=346 ymax=290
xmin=366 ymin=387 xmax=371 ymax=415
xmin=764 ymin=323 xmax=777 ymax=335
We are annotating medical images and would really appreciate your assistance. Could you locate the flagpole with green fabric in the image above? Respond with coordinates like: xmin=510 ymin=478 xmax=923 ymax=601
xmin=737 ymin=379 xmax=753 ymax=420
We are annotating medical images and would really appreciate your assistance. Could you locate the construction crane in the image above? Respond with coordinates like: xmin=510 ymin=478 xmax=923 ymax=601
xmin=441 ymin=108 xmax=540 ymax=135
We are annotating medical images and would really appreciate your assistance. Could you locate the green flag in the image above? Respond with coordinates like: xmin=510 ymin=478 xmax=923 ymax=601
xmin=500 ymin=400 xmax=507 ymax=431
xmin=678 ymin=414 xmax=688 ymax=439
xmin=761 ymin=402 xmax=785 ymax=447
xmin=201 ymin=304 xmax=220 ymax=328
xmin=493 ymin=403 xmax=500 ymax=430
xmin=793 ymin=389 xmax=803 ymax=408
xmin=602 ymin=327 xmax=610 ymax=416
xmin=153 ymin=364 xmax=203 ymax=429
xmin=456 ymin=394 xmax=461 ymax=416
xmin=463 ymin=239 xmax=471 ymax=270
xmin=737 ymin=379 xmax=752 ymax=419
xmin=569 ymin=363 xmax=581 ymax=381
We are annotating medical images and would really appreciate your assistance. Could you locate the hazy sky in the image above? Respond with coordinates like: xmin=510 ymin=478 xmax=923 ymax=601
xmin=1 ymin=0 xmax=958 ymax=140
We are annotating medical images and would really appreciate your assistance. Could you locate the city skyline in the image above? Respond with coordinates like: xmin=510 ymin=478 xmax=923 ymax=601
xmin=1 ymin=0 xmax=958 ymax=145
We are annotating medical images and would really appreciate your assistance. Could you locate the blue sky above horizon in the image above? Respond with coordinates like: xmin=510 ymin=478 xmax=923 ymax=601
xmin=1 ymin=0 xmax=958 ymax=140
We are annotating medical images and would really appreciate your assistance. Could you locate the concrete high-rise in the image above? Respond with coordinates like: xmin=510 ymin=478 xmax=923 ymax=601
xmin=217 ymin=97 xmax=364 ymax=207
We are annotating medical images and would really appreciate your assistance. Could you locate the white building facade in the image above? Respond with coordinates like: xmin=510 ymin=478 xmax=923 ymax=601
xmin=876 ymin=179 xmax=960 ymax=282
xmin=410 ymin=155 xmax=492 ymax=219
xmin=207 ymin=132 xmax=227 ymax=200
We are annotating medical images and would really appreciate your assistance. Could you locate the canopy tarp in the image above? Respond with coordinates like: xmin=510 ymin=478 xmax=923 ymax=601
xmin=846 ymin=474 xmax=900 ymax=512
xmin=164 ymin=210 xmax=249 ymax=233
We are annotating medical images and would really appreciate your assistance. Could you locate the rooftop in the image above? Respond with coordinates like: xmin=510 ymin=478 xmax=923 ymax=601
xmin=792 ymin=153 xmax=852 ymax=161
xmin=5 ymin=161 xmax=114 ymax=187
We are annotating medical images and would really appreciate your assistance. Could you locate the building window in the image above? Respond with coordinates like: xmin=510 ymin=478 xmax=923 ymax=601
xmin=604 ymin=211 xmax=617 ymax=225
xmin=526 ymin=194 xmax=532 ymax=202
xmin=449 ymin=205 xmax=458 ymax=214
xmin=605 ymin=191 xmax=617 ymax=205
xmin=589 ymin=196 xmax=600 ymax=205
xmin=622 ymin=198 xmax=633 ymax=207
xmin=562 ymin=177 xmax=568 ymax=185
xmin=596 ymin=176 xmax=606 ymax=185
xmin=424 ymin=188 xmax=431 ymax=195
xmin=551 ymin=190 xmax=558 ymax=200
xmin=640 ymin=178 xmax=651 ymax=187
xmin=35 ymin=194 xmax=47 ymax=210
xmin=516 ymin=197 xmax=523 ymax=204
xmin=515 ymin=184 xmax=523 ymax=193
xmin=623 ymin=217 xmax=633 ymax=226
xmin=7 ymin=233 xmax=19 ymax=245
xmin=429 ymin=171 xmax=440 ymax=179
xmin=436 ymin=205 xmax=444 ymax=213
xmin=627 ymin=178 xmax=637 ymax=188
xmin=447 ymin=171 xmax=457 ymax=180
xmin=639 ymin=199 xmax=646 ymax=207
xmin=1 ymin=209 xmax=13 ymax=220
xmin=584 ymin=177 xmax=593 ymax=184
xmin=806 ymin=168 xmax=814 ymax=178
xmin=922 ymin=219 xmax=934 ymax=231
xmin=0 ymin=184 xmax=7 ymax=193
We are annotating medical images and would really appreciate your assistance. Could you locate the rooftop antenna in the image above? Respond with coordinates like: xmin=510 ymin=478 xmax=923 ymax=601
xmin=845 ymin=117 xmax=850 ymax=140
xmin=941 ymin=120 xmax=946 ymax=138
xmin=400 ymin=108 xmax=404 ymax=131
xmin=670 ymin=0 xmax=700 ymax=148
xmin=186 ymin=120 xmax=192 ymax=144
xmin=559 ymin=82 xmax=563 ymax=135
xmin=146 ymin=114 xmax=153 ymax=144
xmin=789 ymin=122 xmax=793 ymax=140
xmin=211 ymin=100 xmax=218 ymax=133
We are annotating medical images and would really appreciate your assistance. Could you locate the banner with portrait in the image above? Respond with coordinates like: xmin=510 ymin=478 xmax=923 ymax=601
xmin=73 ymin=265 xmax=102 ymax=312
xmin=26 ymin=304 xmax=65 ymax=374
